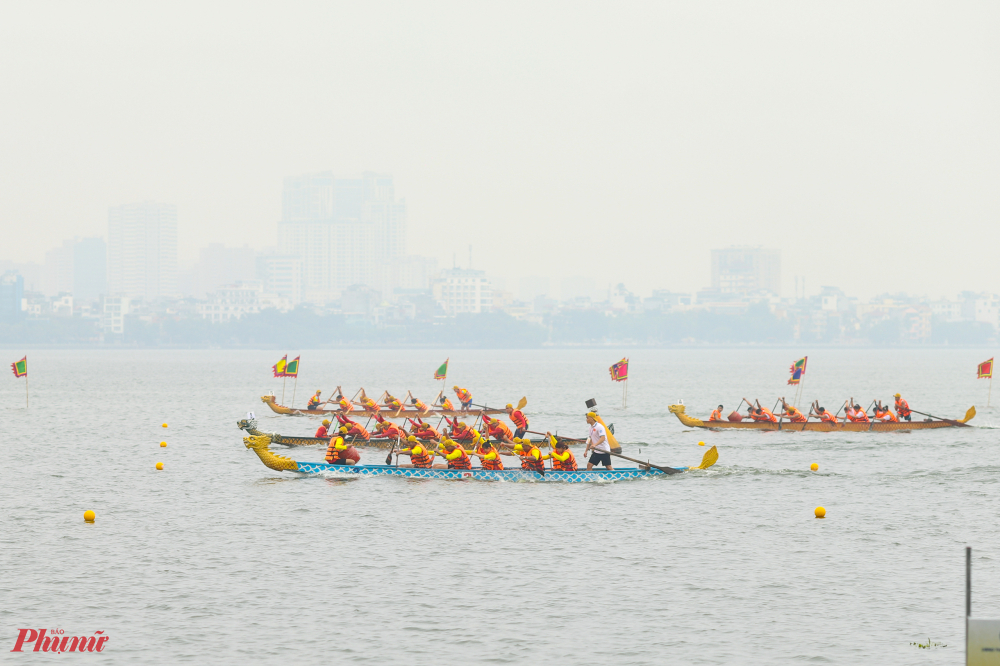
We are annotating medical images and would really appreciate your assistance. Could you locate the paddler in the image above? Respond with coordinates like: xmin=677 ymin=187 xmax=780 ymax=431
xmin=542 ymin=432 xmax=578 ymax=471
xmin=407 ymin=392 xmax=432 ymax=415
xmin=743 ymin=398 xmax=778 ymax=423
xmin=778 ymin=398 xmax=808 ymax=423
xmin=505 ymin=403 xmax=529 ymax=439
xmin=809 ymin=403 xmax=838 ymax=425
xmin=325 ymin=436 xmax=361 ymax=465
xmin=315 ymin=419 xmax=332 ymax=438
xmin=357 ymin=389 xmax=380 ymax=413
xmin=338 ymin=422 xmax=371 ymax=442
xmin=844 ymin=399 xmax=870 ymax=423
xmin=708 ymin=405 xmax=724 ymax=421
xmin=483 ymin=414 xmax=513 ymax=442
xmin=374 ymin=420 xmax=406 ymax=440
xmin=894 ymin=393 xmax=912 ymax=422
xmin=396 ymin=435 xmax=434 ymax=468
xmin=307 ymin=390 xmax=323 ymax=411
xmin=504 ymin=437 xmax=545 ymax=473
xmin=453 ymin=386 xmax=473 ymax=412
xmin=434 ymin=439 xmax=473 ymax=470
xmin=584 ymin=412 xmax=614 ymax=470
xmin=383 ymin=393 xmax=403 ymax=412
xmin=408 ymin=418 xmax=441 ymax=440
xmin=445 ymin=417 xmax=474 ymax=441
xmin=875 ymin=401 xmax=898 ymax=422
xmin=334 ymin=389 xmax=355 ymax=413
xmin=438 ymin=394 xmax=456 ymax=411
xmin=471 ymin=440 xmax=504 ymax=470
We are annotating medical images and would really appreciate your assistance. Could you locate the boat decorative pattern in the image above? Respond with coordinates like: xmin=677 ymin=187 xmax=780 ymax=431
xmin=291 ymin=462 xmax=681 ymax=482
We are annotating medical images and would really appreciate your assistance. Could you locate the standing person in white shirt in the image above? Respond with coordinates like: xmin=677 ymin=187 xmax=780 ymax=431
xmin=584 ymin=412 xmax=614 ymax=470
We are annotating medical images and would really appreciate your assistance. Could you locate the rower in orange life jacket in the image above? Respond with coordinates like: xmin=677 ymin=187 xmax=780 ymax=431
xmin=542 ymin=433 xmax=578 ymax=471
xmin=375 ymin=421 xmax=406 ymax=440
xmin=358 ymin=392 xmax=380 ymax=413
xmin=510 ymin=438 xmax=545 ymax=473
xmin=810 ymin=404 xmax=838 ymax=425
xmin=383 ymin=394 xmax=403 ymax=412
xmin=893 ymin=393 xmax=912 ymax=422
xmin=315 ymin=419 xmax=332 ymax=438
xmin=408 ymin=394 xmax=431 ymax=414
xmin=445 ymin=417 xmax=474 ymax=441
xmin=875 ymin=402 xmax=899 ymax=422
xmin=395 ymin=436 xmax=434 ymax=468
xmin=751 ymin=407 xmax=778 ymax=423
xmin=307 ymin=390 xmax=323 ymax=410
xmin=325 ymin=436 xmax=361 ymax=465
xmin=779 ymin=398 xmax=808 ymax=423
xmin=844 ymin=400 xmax=870 ymax=423
xmin=408 ymin=419 xmax=440 ymax=440
xmin=505 ymin=404 xmax=529 ymax=439
xmin=471 ymin=440 xmax=504 ymax=470
xmin=435 ymin=440 xmax=473 ymax=469
xmin=334 ymin=393 xmax=355 ymax=413
xmin=708 ymin=405 xmax=724 ymax=421
xmin=338 ymin=423 xmax=371 ymax=442
xmin=436 ymin=392 xmax=456 ymax=411
xmin=453 ymin=386 xmax=473 ymax=412
xmin=484 ymin=415 xmax=513 ymax=441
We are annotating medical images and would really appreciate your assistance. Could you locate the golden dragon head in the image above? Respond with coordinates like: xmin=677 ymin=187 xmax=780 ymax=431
xmin=668 ymin=404 xmax=687 ymax=415
xmin=243 ymin=434 xmax=299 ymax=472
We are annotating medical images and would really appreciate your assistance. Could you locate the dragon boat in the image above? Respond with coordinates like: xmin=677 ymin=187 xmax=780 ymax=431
xmin=668 ymin=404 xmax=976 ymax=431
xmin=236 ymin=419 xmax=546 ymax=449
xmin=260 ymin=395 xmax=507 ymax=417
xmin=242 ymin=434 xmax=718 ymax=483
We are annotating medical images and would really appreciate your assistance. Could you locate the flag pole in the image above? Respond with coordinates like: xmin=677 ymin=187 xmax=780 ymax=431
xmin=989 ymin=373 xmax=993 ymax=408
xmin=25 ymin=369 xmax=29 ymax=409
xmin=282 ymin=376 xmax=287 ymax=405
xmin=292 ymin=372 xmax=299 ymax=409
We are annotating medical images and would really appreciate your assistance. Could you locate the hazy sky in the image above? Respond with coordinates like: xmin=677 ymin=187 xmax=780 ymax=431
xmin=1 ymin=2 xmax=997 ymax=299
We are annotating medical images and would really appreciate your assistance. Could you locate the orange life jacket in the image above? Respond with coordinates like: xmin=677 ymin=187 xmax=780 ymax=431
xmin=440 ymin=397 xmax=455 ymax=411
xmin=551 ymin=450 xmax=577 ymax=471
xmin=709 ymin=409 xmax=722 ymax=421
xmin=347 ymin=424 xmax=370 ymax=441
xmin=361 ymin=397 xmax=379 ymax=412
xmin=848 ymin=409 xmax=869 ymax=423
xmin=446 ymin=448 xmax=472 ymax=470
xmin=338 ymin=398 xmax=354 ymax=412
xmin=509 ymin=410 xmax=529 ymax=429
xmin=325 ymin=439 xmax=359 ymax=465
xmin=488 ymin=420 xmax=513 ymax=440
xmin=380 ymin=423 xmax=405 ymax=440
xmin=752 ymin=409 xmax=777 ymax=423
xmin=412 ymin=399 xmax=429 ymax=412
xmin=384 ymin=397 xmax=402 ymax=410
xmin=450 ymin=425 xmax=473 ymax=441
xmin=308 ymin=395 xmax=321 ymax=406
xmin=878 ymin=409 xmax=898 ymax=422
xmin=786 ymin=408 xmax=807 ymax=423
xmin=407 ymin=445 xmax=433 ymax=468
xmin=895 ymin=398 xmax=911 ymax=418
xmin=455 ymin=388 xmax=472 ymax=403
xmin=820 ymin=412 xmax=838 ymax=424
xmin=415 ymin=425 xmax=439 ymax=439
xmin=478 ymin=447 xmax=504 ymax=470
xmin=521 ymin=445 xmax=545 ymax=473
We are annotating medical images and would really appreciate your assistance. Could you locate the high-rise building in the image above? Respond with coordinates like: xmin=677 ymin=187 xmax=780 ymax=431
xmin=432 ymin=269 xmax=493 ymax=314
xmin=278 ymin=172 xmax=406 ymax=303
xmin=74 ymin=237 xmax=107 ymax=303
xmin=44 ymin=240 xmax=75 ymax=297
xmin=256 ymin=255 xmax=304 ymax=305
xmin=711 ymin=247 xmax=781 ymax=296
xmin=107 ymin=201 xmax=178 ymax=302
xmin=189 ymin=243 xmax=257 ymax=298
xmin=0 ymin=271 xmax=25 ymax=323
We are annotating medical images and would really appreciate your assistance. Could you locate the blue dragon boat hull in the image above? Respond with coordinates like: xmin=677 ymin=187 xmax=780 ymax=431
xmin=294 ymin=462 xmax=685 ymax=482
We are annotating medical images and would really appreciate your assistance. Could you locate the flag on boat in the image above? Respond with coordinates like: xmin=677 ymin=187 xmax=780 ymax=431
xmin=272 ymin=355 xmax=287 ymax=377
xmin=609 ymin=358 xmax=629 ymax=382
xmin=11 ymin=356 xmax=27 ymax=378
xmin=284 ymin=356 xmax=300 ymax=377
xmin=434 ymin=358 xmax=449 ymax=380
xmin=788 ymin=356 xmax=808 ymax=385
xmin=977 ymin=358 xmax=993 ymax=379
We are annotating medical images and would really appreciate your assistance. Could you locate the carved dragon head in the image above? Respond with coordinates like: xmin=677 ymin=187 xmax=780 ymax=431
xmin=243 ymin=434 xmax=299 ymax=472
xmin=668 ymin=404 xmax=687 ymax=415
xmin=260 ymin=395 xmax=276 ymax=404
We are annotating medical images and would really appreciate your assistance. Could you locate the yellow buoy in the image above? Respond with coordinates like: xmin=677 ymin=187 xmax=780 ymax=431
xmin=815 ymin=506 xmax=826 ymax=519
xmin=155 ymin=462 xmax=164 ymax=470
xmin=83 ymin=510 xmax=95 ymax=523
xmin=698 ymin=441 xmax=706 ymax=446
xmin=162 ymin=423 xmax=168 ymax=428
xmin=810 ymin=463 xmax=819 ymax=471
xmin=160 ymin=441 xmax=167 ymax=447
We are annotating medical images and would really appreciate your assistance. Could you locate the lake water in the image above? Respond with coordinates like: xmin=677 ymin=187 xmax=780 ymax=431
xmin=2 ymin=348 xmax=998 ymax=664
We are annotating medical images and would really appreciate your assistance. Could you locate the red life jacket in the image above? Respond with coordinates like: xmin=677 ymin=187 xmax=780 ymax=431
xmin=488 ymin=421 xmax=513 ymax=440
xmin=407 ymin=445 xmax=433 ymax=468
xmin=455 ymin=388 xmax=472 ymax=403
xmin=450 ymin=425 xmax=473 ymax=441
xmin=381 ymin=424 xmax=405 ymax=440
xmin=314 ymin=426 xmax=329 ymax=438
xmin=446 ymin=448 xmax=472 ymax=469
xmin=509 ymin=410 xmax=529 ymax=429
xmin=895 ymin=398 xmax=911 ymax=418
xmin=551 ymin=450 xmax=577 ymax=471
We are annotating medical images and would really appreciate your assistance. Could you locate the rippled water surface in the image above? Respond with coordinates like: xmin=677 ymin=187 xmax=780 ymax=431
xmin=2 ymin=348 xmax=999 ymax=664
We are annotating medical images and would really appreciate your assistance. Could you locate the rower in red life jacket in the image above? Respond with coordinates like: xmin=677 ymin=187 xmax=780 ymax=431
xmin=484 ymin=414 xmax=513 ymax=442
xmin=325 ymin=436 xmax=361 ymax=465
xmin=408 ymin=419 xmax=440 ymax=440
xmin=435 ymin=440 xmax=473 ymax=470
xmin=893 ymin=393 xmax=912 ymax=422
xmin=445 ymin=418 xmax=473 ymax=441
xmin=338 ymin=423 xmax=371 ymax=442
xmin=395 ymin=436 xmax=434 ymax=468
xmin=708 ymin=405 xmax=724 ymax=421
xmin=779 ymin=398 xmax=808 ymax=423
xmin=307 ymin=390 xmax=323 ymax=411
xmin=375 ymin=420 xmax=406 ymax=440
xmin=505 ymin=404 xmax=529 ymax=439
xmin=315 ymin=419 xmax=332 ymax=438
xmin=471 ymin=440 xmax=504 ymax=470
xmin=542 ymin=433 xmax=578 ymax=471
xmin=453 ymin=386 xmax=473 ymax=412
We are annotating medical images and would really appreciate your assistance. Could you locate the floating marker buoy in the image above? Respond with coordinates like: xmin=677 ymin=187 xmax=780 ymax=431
xmin=815 ymin=506 xmax=826 ymax=519
xmin=84 ymin=510 xmax=95 ymax=523
xmin=810 ymin=463 xmax=819 ymax=471
xmin=162 ymin=423 xmax=168 ymax=428
xmin=155 ymin=462 xmax=164 ymax=470
xmin=698 ymin=441 xmax=706 ymax=446
xmin=160 ymin=441 xmax=167 ymax=447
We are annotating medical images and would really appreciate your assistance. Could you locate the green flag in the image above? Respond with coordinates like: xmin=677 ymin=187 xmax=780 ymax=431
xmin=434 ymin=358 xmax=449 ymax=380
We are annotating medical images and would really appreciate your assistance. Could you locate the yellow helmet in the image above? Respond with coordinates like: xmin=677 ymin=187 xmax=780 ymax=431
xmin=894 ymin=393 xmax=901 ymax=398
xmin=316 ymin=390 xmax=322 ymax=394
xmin=505 ymin=403 xmax=513 ymax=409
xmin=321 ymin=419 xmax=331 ymax=426
xmin=339 ymin=426 xmax=348 ymax=433
xmin=453 ymin=385 xmax=459 ymax=390
xmin=407 ymin=435 xmax=416 ymax=442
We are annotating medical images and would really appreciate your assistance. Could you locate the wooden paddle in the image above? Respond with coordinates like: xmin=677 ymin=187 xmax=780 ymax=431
xmin=909 ymin=408 xmax=973 ymax=427
xmin=607 ymin=451 xmax=681 ymax=475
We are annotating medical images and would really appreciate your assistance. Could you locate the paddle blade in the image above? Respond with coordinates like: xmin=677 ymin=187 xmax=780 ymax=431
xmin=961 ymin=406 xmax=976 ymax=423
xmin=517 ymin=396 xmax=528 ymax=410
xmin=694 ymin=445 xmax=719 ymax=470
xmin=385 ymin=454 xmax=392 ymax=465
